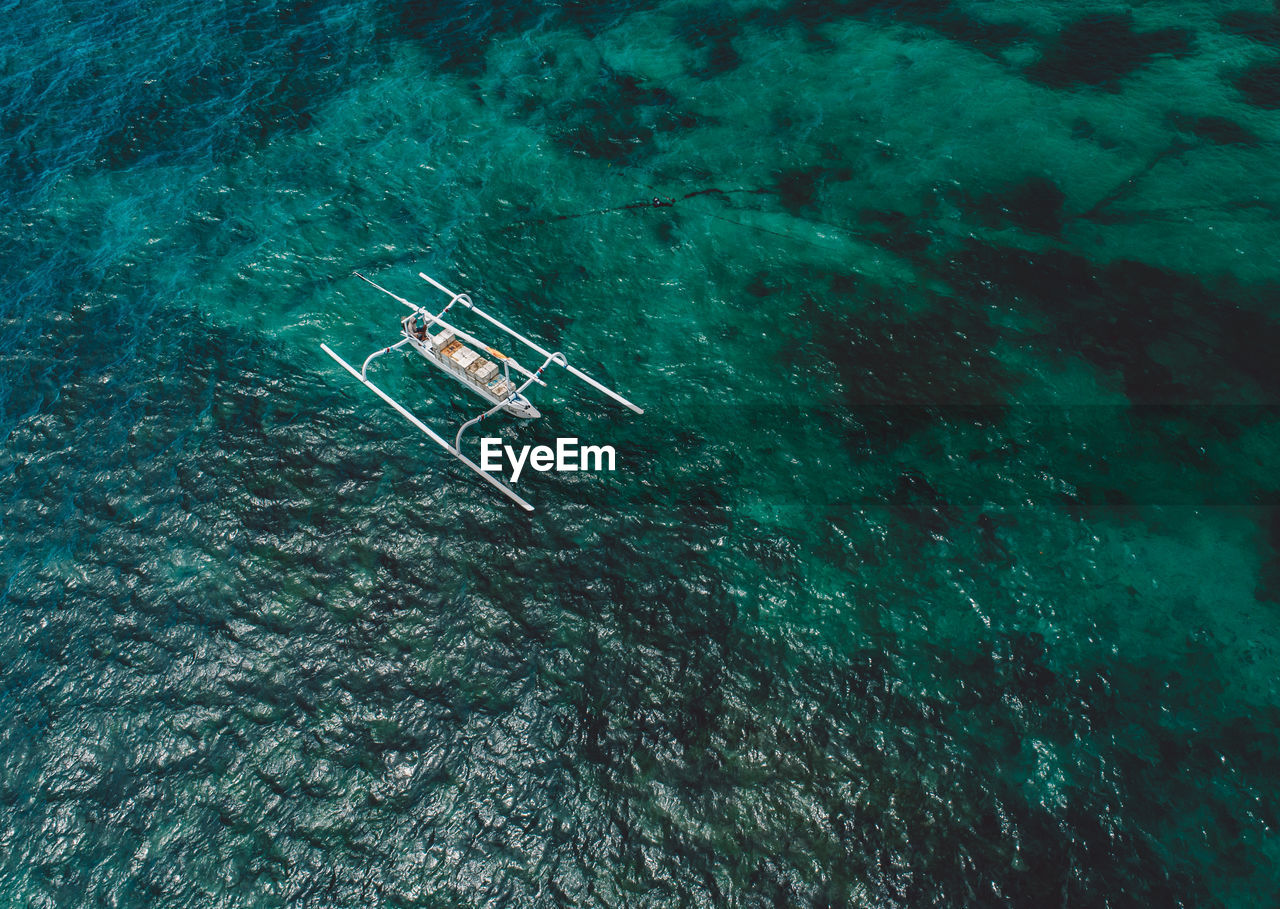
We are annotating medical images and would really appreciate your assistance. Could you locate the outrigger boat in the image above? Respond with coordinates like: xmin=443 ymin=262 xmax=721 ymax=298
xmin=320 ymin=271 xmax=642 ymax=511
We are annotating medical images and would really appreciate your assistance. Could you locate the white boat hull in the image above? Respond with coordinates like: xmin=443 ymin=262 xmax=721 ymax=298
xmin=401 ymin=326 xmax=540 ymax=419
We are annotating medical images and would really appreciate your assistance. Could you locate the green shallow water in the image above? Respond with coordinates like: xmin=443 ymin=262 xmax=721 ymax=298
xmin=2 ymin=0 xmax=1280 ymax=905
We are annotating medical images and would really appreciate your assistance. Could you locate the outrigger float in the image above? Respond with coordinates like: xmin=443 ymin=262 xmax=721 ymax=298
xmin=320 ymin=271 xmax=642 ymax=511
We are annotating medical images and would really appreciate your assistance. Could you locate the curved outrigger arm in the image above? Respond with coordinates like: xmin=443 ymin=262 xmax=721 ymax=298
xmin=419 ymin=272 xmax=644 ymax=414
xmin=360 ymin=337 xmax=411 ymax=378
xmin=320 ymin=343 xmax=534 ymax=512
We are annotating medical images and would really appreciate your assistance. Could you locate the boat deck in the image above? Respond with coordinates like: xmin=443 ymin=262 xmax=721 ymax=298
xmin=402 ymin=316 xmax=516 ymax=406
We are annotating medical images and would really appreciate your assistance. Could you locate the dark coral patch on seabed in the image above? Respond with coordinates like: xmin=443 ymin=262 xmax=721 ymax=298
xmin=1024 ymin=13 xmax=1193 ymax=89
xmin=1219 ymin=9 xmax=1280 ymax=45
xmin=675 ymin=6 xmax=745 ymax=78
xmin=950 ymin=242 xmax=1280 ymax=405
xmin=1165 ymin=111 xmax=1262 ymax=146
xmin=547 ymin=68 xmax=704 ymax=163
xmin=1234 ymin=57 xmax=1280 ymax=108
xmin=972 ymin=176 xmax=1069 ymax=235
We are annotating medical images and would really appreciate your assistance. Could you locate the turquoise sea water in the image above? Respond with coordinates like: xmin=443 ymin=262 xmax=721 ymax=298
xmin=2 ymin=0 xmax=1279 ymax=905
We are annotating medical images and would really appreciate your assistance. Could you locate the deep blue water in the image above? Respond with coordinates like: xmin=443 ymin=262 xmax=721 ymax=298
xmin=2 ymin=0 xmax=1279 ymax=905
